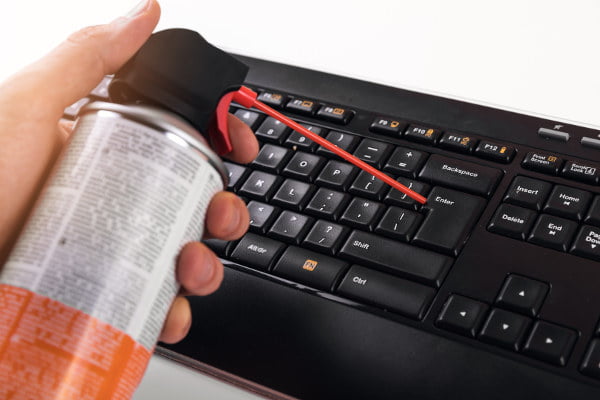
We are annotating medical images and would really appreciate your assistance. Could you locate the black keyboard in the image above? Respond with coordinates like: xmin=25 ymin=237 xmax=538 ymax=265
xmin=69 ymin=57 xmax=600 ymax=399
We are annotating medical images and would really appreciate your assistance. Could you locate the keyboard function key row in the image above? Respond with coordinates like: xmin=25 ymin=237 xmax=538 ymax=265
xmin=368 ymin=116 xmax=515 ymax=163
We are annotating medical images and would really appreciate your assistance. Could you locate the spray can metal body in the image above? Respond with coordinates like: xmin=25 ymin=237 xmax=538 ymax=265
xmin=0 ymin=101 xmax=228 ymax=399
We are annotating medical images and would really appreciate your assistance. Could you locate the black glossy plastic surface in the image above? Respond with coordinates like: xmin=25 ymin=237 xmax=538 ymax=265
xmin=162 ymin=55 xmax=600 ymax=399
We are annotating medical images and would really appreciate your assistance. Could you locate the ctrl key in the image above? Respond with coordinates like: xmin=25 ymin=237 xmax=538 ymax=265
xmin=337 ymin=265 xmax=436 ymax=320
xmin=230 ymin=233 xmax=285 ymax=271
xmin=581 ymin=339 xmax=600 ymax=380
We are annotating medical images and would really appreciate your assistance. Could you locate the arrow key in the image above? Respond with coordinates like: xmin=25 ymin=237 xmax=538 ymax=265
xmin=523 ymin=321 xmax=577 ymax=366
xmin=436 ymin=294 xmax=489 ymax=338
xmin=478 ymin=308 xmax=532 ymax=351
xmin=496 ymin=274 xmax=549 ymax=317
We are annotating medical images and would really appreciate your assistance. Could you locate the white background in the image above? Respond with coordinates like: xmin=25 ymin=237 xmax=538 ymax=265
xmin=1 ymin=1 xmax=599 ymax=399
xmin=2 ymin=1 xmax=600 ymax=128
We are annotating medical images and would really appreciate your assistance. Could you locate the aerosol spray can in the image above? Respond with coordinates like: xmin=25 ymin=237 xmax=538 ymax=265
xmin=0 ymin=29 xmax=249 ymax=399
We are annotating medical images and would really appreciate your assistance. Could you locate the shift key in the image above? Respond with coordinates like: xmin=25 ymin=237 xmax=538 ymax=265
xmin=339 ymin=230 xmax=453 ymax=287
xmin=419 ymin=154 xmax=503 ymax=197
xmin=413 ymin=187 xmax=486 ymax=256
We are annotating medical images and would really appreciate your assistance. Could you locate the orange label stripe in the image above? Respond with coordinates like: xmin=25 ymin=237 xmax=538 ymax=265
xmin=0 ymin=284 xmax=152 ymax=399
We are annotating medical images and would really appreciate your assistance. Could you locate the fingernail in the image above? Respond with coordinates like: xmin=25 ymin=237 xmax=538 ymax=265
xmin=125 ymin=0 xmax=151 ymax=18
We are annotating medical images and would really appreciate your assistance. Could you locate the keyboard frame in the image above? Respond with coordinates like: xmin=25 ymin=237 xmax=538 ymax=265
xmin=160 ymin=54 xmax=600 ymax=399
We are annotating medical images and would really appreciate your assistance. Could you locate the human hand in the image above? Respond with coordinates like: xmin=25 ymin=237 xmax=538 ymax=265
xmin=0 ymin=0 xmax=258 ymax=343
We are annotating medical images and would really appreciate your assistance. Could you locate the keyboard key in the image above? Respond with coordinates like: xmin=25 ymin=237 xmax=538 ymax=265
xmin=436 ymin=295 xmax=489 ymax=338
xmin=404 ymin=125 xmax=442 ymax=145
xmin=384 ymin=178 xmax=431 ymax=211
xmin=302 ymin=220 xmax=349 ymax=255
xmin=247 ymin=201 xmax=279 ymax=234
xmin=252 ymin=144 xmax=291 ymax=173
xmin=230 ymin=233 xmax=286 ymax=271
xmin=474 ymin=141 xmax=515 ymax=163
xmin=257 ymin=91 xmax=287 ymax=108
xmin=352 ymin=139 xmax=392 ymax=168
xmin=339 ymin=230 xmax=453 ymax=287
xmin=238 ymin=170 xmax=282 ymax=201
xmin=438 ymin=132 xmax=477 ymax=153
xmin=413 ymin=187 xmax=486 ymax=256
xmin=478 ymin=308 xmax=532 ymax=351
xmin=337 ymin=265 xmax=436 ymax=320
xmin=488 ymin=203 xmax=537 ymax=240
xmin=570 ymin=225 xmax=600 ymax=261
xmin=272 ymin=246 xmax=348 ymax=291
xmin=374 ymin=207 xmax=422 ymax=242
xmin=203 ymin=238 xmax=233 ymax=257
xmin=523 ymin=321 xmax=577 ymax=366
xmin=349 ymin=170 xmax=388 ymax=200
xmin=233 ymin=108 xmax=263 ymax=130
xmin=383 ymin=147 xmax=428 ymax=178
xmin=581 ymin=136 xmax=600 ymax=150
xmin=527 ymin=214 xmax=578 ymax=252
xmin=223 ymin=162 xmax=249 ymax=192
xmin=543 ymin=185 xmax=592 ymax=220
xmin=315 ymin=160 xmax=358 ymax=190
xmin=317 ymin=131 xmax=359 ymax=158
xmin=284 ymin=124 xmax=324 ymax=151
xmin=305 ymin=188 xmax=350 ymax=221
xmin=271 ymin=179 xmax=315 ymax=211
xmin=561 ymin=160 xmax=599 ymax=184
xmin=316 ymin=105 xmax=353 ymax=124
xmin=503 ymin=176 xmax=552 ymax=211
xmin=370 ymin=117 xmax=407 ymax=137
xmin=538 ymin=127 xmax=570 ymax=142
xmin=495 ymin=275 xmax=549 ymax=317
xmin=339 ymin=198 xmax=384 ymax=230
xmin=283 ymin=152 xmax=325 ymax=181
xmin=585 ymin=196 xmax=600 ymax=226
xmin=581 ymin=339 xmax=600 ymax=380
xmin=268 ymin=210 xmax=314 ymax=244
xmin=418 ymin=154 xmax=503 ymax=197
xmin=285 ymin=98 xmax=318 ymax=115
xmin=522 ymin=152 xmax=563 ymax=175
xmin=255 ymin=117 xmax=291 ymax=144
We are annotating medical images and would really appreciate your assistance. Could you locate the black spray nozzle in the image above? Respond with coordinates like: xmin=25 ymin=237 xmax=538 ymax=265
xmin=109 ymin=29 xmax=249 ymax=135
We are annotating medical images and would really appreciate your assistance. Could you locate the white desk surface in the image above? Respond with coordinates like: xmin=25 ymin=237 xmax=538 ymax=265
xmin=1 ymin=1 xmax=600 ymax=399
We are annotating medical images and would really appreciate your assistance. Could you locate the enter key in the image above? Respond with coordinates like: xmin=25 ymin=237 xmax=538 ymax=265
xmin=413 ymin=187 xmax=486 ymax=256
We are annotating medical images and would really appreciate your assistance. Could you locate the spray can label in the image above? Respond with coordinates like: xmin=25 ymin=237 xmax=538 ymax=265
xmin=0 ymin=105 xmax=224 ymax=399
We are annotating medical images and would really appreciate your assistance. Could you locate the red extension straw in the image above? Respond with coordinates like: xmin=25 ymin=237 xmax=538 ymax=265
xmin=233 ymin=86 xmax=427 ymax=205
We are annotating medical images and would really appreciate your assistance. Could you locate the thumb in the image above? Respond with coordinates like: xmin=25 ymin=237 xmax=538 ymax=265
xmin=2 ymin=0 xmax=160 ymax=120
